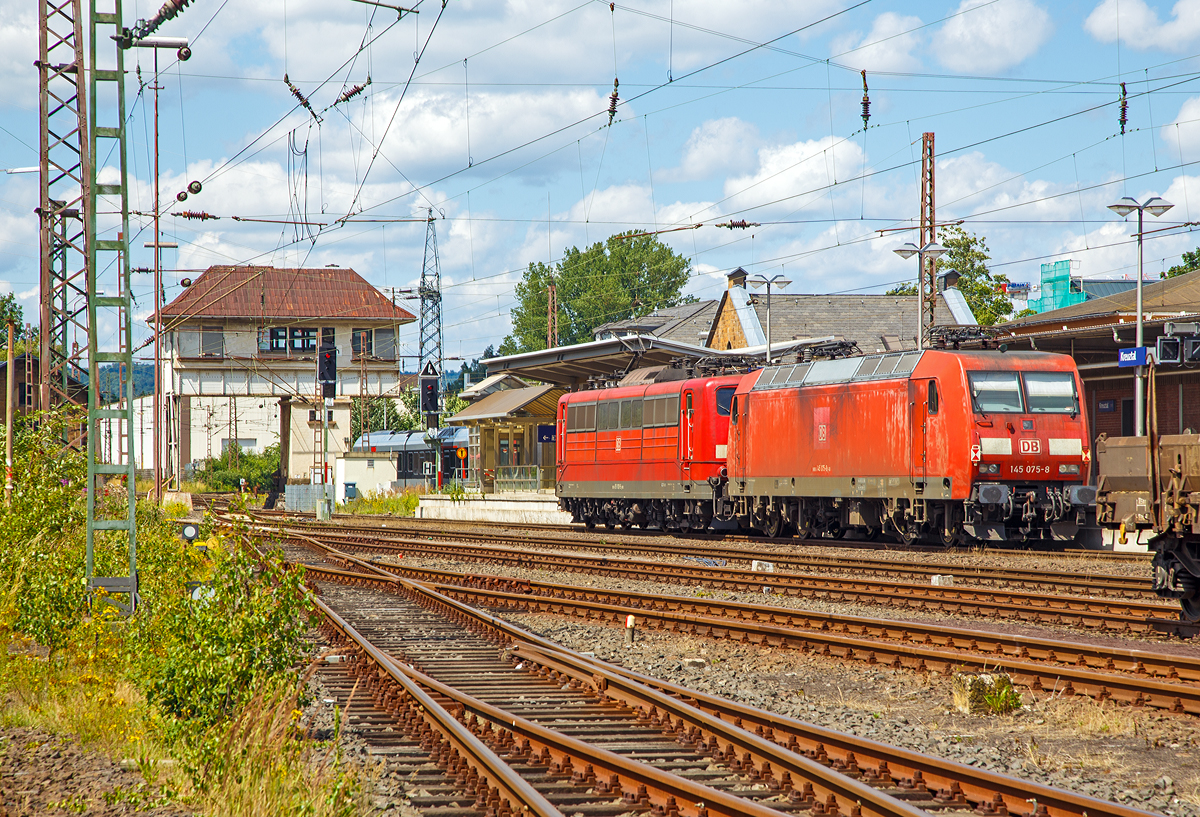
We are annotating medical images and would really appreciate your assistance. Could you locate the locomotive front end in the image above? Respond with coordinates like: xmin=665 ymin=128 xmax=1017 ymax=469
xmin=965 ymin=364 xmax=1094 ymax=541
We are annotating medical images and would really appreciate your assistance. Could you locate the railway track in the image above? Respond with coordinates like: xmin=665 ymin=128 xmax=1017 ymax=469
xmin=197 ymin=493 xmax=1148 ymax=561
xmin=287 ymin=533 xmax=1161 ymax=817
xmin=273 ymin=520 xmax=1153 ymax=598
xmin=260 ymin=523 xmax=1185 ymax=636
xmin=269 ymin=527 xmax=1200 ymax=715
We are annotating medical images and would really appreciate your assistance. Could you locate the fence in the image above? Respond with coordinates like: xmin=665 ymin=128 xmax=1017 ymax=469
xmin=494 ymin=465 xmax=553 ymax=493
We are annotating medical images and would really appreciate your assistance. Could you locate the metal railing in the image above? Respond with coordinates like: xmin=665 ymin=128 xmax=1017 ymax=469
xmin=494 ymin=465 xmax=553 ymax=493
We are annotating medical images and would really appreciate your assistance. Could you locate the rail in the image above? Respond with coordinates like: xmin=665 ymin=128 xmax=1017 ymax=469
xmin=288 ymin=545 xmax=1159 ymax=817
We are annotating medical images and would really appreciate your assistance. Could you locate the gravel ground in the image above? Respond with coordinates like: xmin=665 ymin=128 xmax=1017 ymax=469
xmin=504 ymin=612 xmax=1200 ymax=817
xmin=364 ymin=549 xmax=1200 ymax=816
xmin=388 ymin=554 xmax=1200 ymax=656
xmin=0 ymin=727 xmax=189 ymax=817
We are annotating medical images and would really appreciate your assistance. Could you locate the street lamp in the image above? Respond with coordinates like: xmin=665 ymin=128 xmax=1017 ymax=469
xmin=747 ymin=273 xmax=791 ymax=364
xmin=1108 ymin=195 xmax=1173 ymax=437
xmin=892 ymin=241 xmax=947 ymax=349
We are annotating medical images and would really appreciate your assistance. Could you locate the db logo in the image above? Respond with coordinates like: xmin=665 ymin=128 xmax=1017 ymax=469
xmin=817 ymin=424 xmax=828 ymax=442
xmin=1019 ymin=439 xmax=1041 ymax=454
xmin=970 ymin=444 xmax=981 ymax=463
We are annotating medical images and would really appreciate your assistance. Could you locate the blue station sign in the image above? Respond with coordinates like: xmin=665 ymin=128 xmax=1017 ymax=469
xmin=1118 ymin=346 xmax=1148 ymax=367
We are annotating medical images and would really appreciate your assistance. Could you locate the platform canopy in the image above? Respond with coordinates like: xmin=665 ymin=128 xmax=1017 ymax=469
xmin=482 ymin=333 xmax=835 ymax=388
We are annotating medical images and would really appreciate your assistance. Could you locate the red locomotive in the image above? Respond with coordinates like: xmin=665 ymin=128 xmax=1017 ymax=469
xmin=556 ymin=374 xmax=742 ymax=530
xmin=556 ymin=349 xmax=1095 ymax=543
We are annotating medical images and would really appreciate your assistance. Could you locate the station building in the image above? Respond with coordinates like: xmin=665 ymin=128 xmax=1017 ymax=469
xmin=996 ymin=268 xmax=1200 ymax=446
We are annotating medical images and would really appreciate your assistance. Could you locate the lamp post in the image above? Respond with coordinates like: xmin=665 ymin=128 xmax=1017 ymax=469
xmin=747 ymin=273 xmax=791 ymax=364
xmin=892 ymin=241 xmax=947 ymax=349
xmin=1108 ymin=195 xmax=1173 ymax=437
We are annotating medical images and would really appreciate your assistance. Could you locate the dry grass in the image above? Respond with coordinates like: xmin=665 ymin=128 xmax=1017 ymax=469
xmin=1038 ymin=696 xmax=1142 ymax=738
xmin=185 ymin=688 xmax=367 ymax=817
xmin=0 ymin=645 xmax=369 ymax=816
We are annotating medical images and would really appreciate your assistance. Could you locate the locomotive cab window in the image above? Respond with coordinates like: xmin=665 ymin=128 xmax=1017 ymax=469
xmin=927 ymin=380 xmax=939 ymax=414
xmin=1023 ymin=372 xmax=1079 ymax=414
xmin=968 ymin=372 xmax=1023 ymax=414
xmin=716 ymin=386 xmax=736 ymax=416
xmin=731 ymin=396 xmax=738 ymax=424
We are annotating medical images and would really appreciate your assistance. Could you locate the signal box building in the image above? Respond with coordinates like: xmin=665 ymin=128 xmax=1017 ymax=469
xmin=158 ymin=265 xmax=416 ymax=486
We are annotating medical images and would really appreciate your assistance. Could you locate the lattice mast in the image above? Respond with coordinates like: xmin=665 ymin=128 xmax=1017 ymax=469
xmin=419 ymin=211 xmax=443 ymax=427
xmin=547 ymin=282 xmax=558 ymax=348
xmin=38 ymin=0 xmax=90 ymax=413
xmin=919 ymin=132 xmax=937 ymax=350
xmin=84 ymin=0 xmax=137 ymax=611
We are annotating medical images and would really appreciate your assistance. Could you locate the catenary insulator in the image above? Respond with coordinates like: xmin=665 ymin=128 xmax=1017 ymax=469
xmin=861 ymin=70 xmax=870 ymax=130
xmin=1119 ymin=82 xmax=1128 ymax=135
xmin=607 ymin=78 xmax=619 ymax=126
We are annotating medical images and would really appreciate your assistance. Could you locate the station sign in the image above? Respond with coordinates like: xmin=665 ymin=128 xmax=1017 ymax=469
xmin=537 ymin=424 xmax=556 ymax=443
xmin=1117 ymin=347 xmax=1148 ymax=367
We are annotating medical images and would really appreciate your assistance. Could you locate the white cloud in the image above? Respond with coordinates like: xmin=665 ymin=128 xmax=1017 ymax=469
xmin=1162 ymin=95 xmax=1200 ymax=160
xmin=934 ymin=0 xmax=1052 ymax=73
xmin=1084 ymin=0 xmax=1200 ymax=50
xmin=722 ymin=136 xmax=866 ymax=217
xmin=830 ymin=12 xmax=924 ymax=72
xmin=665 ymin=118 xmax=760 ymax=182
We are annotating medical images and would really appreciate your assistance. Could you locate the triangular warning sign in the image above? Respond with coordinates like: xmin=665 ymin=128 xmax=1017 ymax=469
xmin=420 ymin=361 xmax=439 ymax=378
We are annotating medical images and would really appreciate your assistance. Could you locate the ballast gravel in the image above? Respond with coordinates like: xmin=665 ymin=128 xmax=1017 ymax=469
xmin=497 ymin=613 xmax=1200 ymax=817
xmin=365 ymin=549 xmax=1200 ymax=817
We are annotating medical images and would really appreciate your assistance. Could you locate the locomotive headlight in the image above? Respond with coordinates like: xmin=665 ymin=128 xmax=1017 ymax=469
xmin=1059 ymin=464 xmax=1080 ymax=474
xmin=979 ymin=463 xmax=1000 ymax=474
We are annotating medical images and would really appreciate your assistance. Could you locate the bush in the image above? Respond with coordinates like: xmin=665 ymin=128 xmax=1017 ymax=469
xmin=0 ymin=409 xmax=358 ymax=813
xmin=201 ymin=444 xmax=280 ymax=493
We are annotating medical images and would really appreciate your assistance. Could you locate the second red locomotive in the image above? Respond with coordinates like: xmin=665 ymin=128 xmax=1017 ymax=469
xmin=556 ymin=348 xmax=1095 ymax=544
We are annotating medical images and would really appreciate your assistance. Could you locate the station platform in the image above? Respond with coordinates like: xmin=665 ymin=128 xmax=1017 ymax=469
xmin=416 ymin=492 xmax=574 ymax=525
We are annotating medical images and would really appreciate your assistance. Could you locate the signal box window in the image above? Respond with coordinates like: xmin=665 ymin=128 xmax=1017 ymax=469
xmin=290 ymin=327 xmax=317 ymax=352
xmin=201 ymin=326 xmax=223 ymax=356
xmin=927 ymin=380 xmax=939 ymax=414
xmin=352 ymin=328 xmax=373 ymax=355
xmin=968 ymin=372 xmax=1023 ymax=414
xmin=1023 ymin=372 xmax=1079 ymax=414
xmin=267 ymin=328 xmax=287 ymax=352
xmin=716 ymin=387 xmax=736 ymax=416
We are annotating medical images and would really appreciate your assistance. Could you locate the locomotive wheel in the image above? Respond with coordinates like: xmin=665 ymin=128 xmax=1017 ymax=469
xmin=862 ymin=526 xmax=881 ymax=541
xmin=1182 ymin=595 xmax=1200 ymax=624
xmin=795 ymin=521 xmax=814 ymax=540
xmin=940 ymin=526 xmax=961 ymax=547
xmin=761 ymin=513 xmax=784 ymax=538
xmin=584 ymin=517 xmax=596 ymax=530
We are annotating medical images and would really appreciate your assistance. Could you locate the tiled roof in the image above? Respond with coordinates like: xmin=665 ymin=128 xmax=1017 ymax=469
xmin=737 ymin=292 xmax=959 ymax=353
xmin=592 ymin=300 xmax=718 ymax=342
xmin=1006 ymin=268 xmax=1200 ymax=327
xmin=159 ymin=266 xmax=416 ymax=323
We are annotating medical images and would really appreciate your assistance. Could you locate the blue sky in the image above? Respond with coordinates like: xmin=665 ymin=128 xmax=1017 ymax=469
xmin=3 ymin=0 xmax=1200 ymax=364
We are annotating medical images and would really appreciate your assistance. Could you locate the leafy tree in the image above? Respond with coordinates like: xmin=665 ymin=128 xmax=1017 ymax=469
xmin=885 ymin=282 xmax=918 ymax=295
xmin=500 ymin=232 xmax=692 ymax=354
xmin=939 ymin=225 xmax=1014 ymax=326
xmin=1165 ymin=248 xmax=1200 ymax=278
xmin=0 ymin=294 xmax=38 ymax=351
xmin=350 ymin=396 xmax=403 ymax=440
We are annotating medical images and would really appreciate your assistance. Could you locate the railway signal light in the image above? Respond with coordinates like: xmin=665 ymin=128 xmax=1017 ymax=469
xmin=1158 ymin=336 xmax=1182 ymax=364
xmin=420 ymin=377 xmax=439 ymax=414
xmin=318 ymin=345 xmax=336 ymax=383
